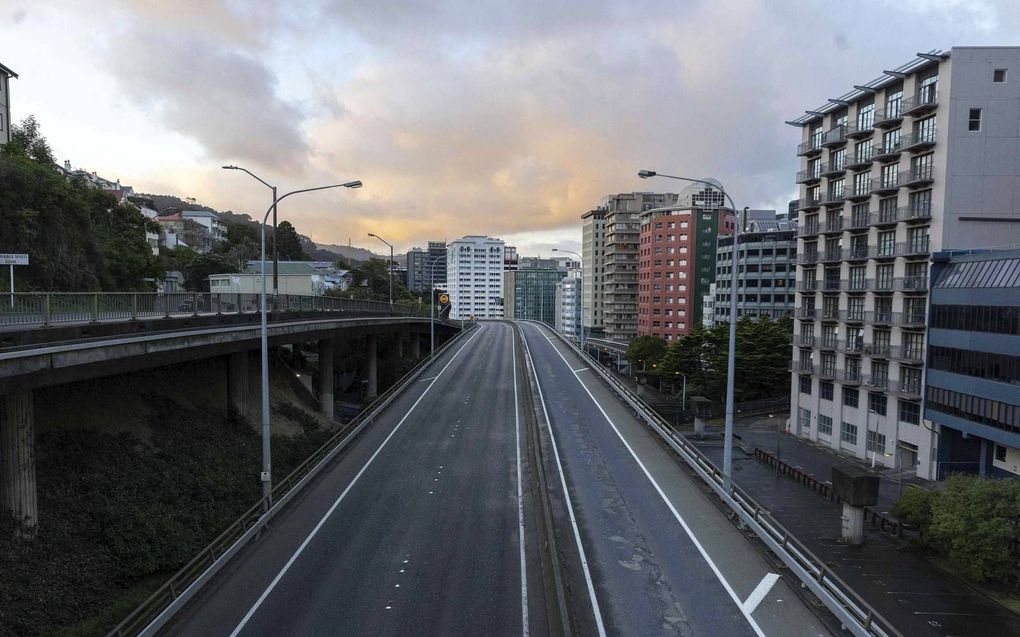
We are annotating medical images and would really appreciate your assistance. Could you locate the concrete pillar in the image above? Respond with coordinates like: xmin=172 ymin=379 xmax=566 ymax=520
xmin=319 ymin=339 xmax=335 ymax=419
xmin=410 ymin=334 xmax=421 ymax=359
xmin=396 ymin=335 xmax=404 ymax=359
xmin=693 ymin=416 xmax=706 ymax=437
xmin=841 ymin=502 xmax=865 ymax=546
xmin=227 ymin=351 xmax=249 ymax=421
xmin=366 ymin=334 xmax=378 ymax=399
xmin=1 ymin=391 xmax=37 ymax=536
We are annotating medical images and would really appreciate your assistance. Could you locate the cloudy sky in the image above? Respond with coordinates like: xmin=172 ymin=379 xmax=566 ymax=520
xmin=3 ymin=0 xmax=1018 ymax=255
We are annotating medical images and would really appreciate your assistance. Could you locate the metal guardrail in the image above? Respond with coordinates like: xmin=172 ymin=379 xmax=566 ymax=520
xmin=537 ymin=323 xmax=903 ymax=637
xmin=0 ymin=292 xmax=426 ymax=327
xmin=107 ymin=323 xmax=477 ymax=637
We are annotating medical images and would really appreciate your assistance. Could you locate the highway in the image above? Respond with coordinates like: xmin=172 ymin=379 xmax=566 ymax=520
xmin=517 ymin=321 xmax=831 ymax=637
xmin=166 ymin=322 xmax=542 ymax=636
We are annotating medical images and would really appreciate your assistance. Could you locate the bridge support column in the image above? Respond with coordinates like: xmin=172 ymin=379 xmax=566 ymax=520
xmin=366 ymin=334 xmax=378 ymax=399
xmin=1 ymin=391 xmax=37 ymax=537
xmin=410 ymin=334 xmax=421 ymax=359
xmin=227 ymin=351 xmax=249 ymax=422
xmin=319 ymin=339 xmax=335 ymax=419
xmin=396 ymin=335 xmax=404 ymax=359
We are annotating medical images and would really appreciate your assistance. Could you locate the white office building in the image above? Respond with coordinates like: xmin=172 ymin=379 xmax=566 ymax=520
xmin=789 ymin=47 xmax=1020 ymax=480
xmin=556 ymin=272 xmax=582 ymax=339
xmin=447 ymin=235 xmax=505 ymax=319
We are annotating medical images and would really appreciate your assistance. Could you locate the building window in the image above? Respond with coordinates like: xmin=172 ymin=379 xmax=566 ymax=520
xmin=994 ymin=68 xmax=1007 ymax=83
xmin=799 ymin=375 xmax=812 ymax=395
xmin=819 ymin=415 xmax=833 ymax=436
xmin=868 ymin=392 xmax=887 ymax=416
xmin=799 ymin=407 xmax=811 ymax=430
xmin=841 ymin=421 xmax=859 ymax=445
xmin=820 ymin=381 xmax=834 ymax=401
xmin=866 ymin=429 xmax=886 ymax=454
xmin=899 ymin=400 xmax=920 ymax=425
xmin=843 ymin=387 xmax=859 ymax=408
xmin=996 ymin=445 xmax=1007 ymax=462
xmin=968 ymin=108 xmax=982 ymax=132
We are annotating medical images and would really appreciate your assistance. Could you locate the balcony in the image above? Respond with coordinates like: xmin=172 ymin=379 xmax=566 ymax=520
xmin=798 ymin=251 xmax=820 ymax=265
xmin=899 ymin=276 xmax=929 ymax=293
xmin=902 ymin=89 xmax=939 ymax=116
xmin=873 ymin=278 xmax=895 ymax=293
xmin=844 ymin=339 xmax=864 ymax=354
xmin=820 ymin=249 xmax=843 ymax=264
xmin=891 ymin=345 xmax=925 ymax=363
xmin=820 ymin=278 xmax=842 ymax=291
xmin=873 ymin=105 xmax=903 ymax=129
xmin=873 ymin=207 xmax=900 ymax=228
xmin=871 ymin=309 xmax=895 ymax=325
xmin=890 ymin=380 xmax=923 ymax=398
xmin=798 ymin=196 xmax=821 ymax=211
xmin=847 ymin=211 xmax=872 ymax=231
xmin=846 ymin=121 xmax=875 ymax=139
xmin=845 ymin=278 xmax=870 ymax=293
xmin=872 ymin=140 xmax=902 ymax=162
xmin=794 ymin=334 xmax=816 ymax=347
xmin=821 ymin=308 xmax=841 ymax=322
xmin=864 ymin=343 xmax=891 ymax=358
xmin=901 ymin=202 xmax=932 ymax=223
xmin=820 ymin=336 xmax=840 ymax=350
xmin=790 ymin=360 xmax=816 ymax=374
xmin=864 ymin=375 xmax=890 ymax=390
xmin=821 ymin=125 xmax=848 ymax=148
xmin=798 ymin=222 xmax=820 ymax=238
xmin=818 ymin=365 xmax=838 ymax=380
xmin=845 ymin=182 xmax=872 ymax=201
xmin=841 ymin=368 xmax=862 ymax=384
xmin=820 ymin=160 xmax=847 ymax=178
xmin=869 ymin=175 xmax=901 ymax=195
xmin=797 ymin=280 xmax=819 ymax=292
xmin=902 ymin=164 xmax=935 ymax=187
xmin=845 ymin=148 xmax=875 ymax=170
xmin=823 ymin=218 xmax=845 ymax=234
xmin=899 ymin=311 xmax=928 ymax=328
xmin=901 ymin=131 xmax=936 ymax=153
xmin=798 ymin=135 xmax=823 ymax=156
xmin=795 ymin=307 xmax=818 ymax=320
xmin=797 ymin=166 xmax=822 ymax=184
xmin=841 ymin=309 xmax=866 ymax=323
xmin=819 ymin=191 xmax=846 ymax=207
xmin=903 ymin=237 xmax=931 ymax=257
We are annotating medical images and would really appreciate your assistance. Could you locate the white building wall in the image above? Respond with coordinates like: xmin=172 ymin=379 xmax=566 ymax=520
xmin=447 ymin=236 xmax=505 ymax=319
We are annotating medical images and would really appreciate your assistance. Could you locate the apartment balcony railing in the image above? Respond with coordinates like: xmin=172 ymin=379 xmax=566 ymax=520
xmin=891 ymin=346 xmax=925 ymax=363
xmin=902 ymin=89 xmax=939 ymax=116
xmin=820 ymin=279 xmax=842 ymax=293
xmin=843 ymin=339 xmax=864 ymax=354
xmin=846 ymin=121 xmax=875 ymax=139
xmin=794 ymin=334 xmax=816 ymax=347
xmin=901 ymin=131 xmax=937 ymax=153
xmin=899 ymin=311 xmax=928 ymax=328
xmin=818 ymin=365 xmax=838 ymax=380
xmin=819 ymin=191 xmax=846 ymax=207
xmin=863 ymin=343 xmax=891 ymax=358
xmin=873 ymin=105 xmax=903 ymax=128
xmin=790 ymin=360 xmax=816 ymax=374
xmin=870 ymin=309 xmax=895 ymax=325
xmin=902 ymin=164 xmax=935 ymax=187
xmin=889 ymin=380 xmax=923 ymax=398
xmin=845 ymin=148 xmax=874 ymax=170
xmin=798 ymin=195 xmax=821 ymax=211
xmin=873 ymin=278 xmax=896 ymax=293
xmin=797 ymin=166 xmax=823 ymax=184
xmin=845 ymin=182 xmax=872 ymax=201
xmin=794 ymin=306 xmax=818 ymax=319
xmin=798 ymin=222 xmax=820 ymax=238
xmin=838 ymin=309 xmax=865 ymax=323
xmin=820 ymin=336 xmax=840 ymax=350
xmin=845 ymin=244 xmax=870 ymax=261
xmin=798 ymin=251 xmax=820 ymax=265
xmin=841 ymin=368 xmax=862 ymax=384
xmin=820 ymin=249 xmax=843 ymax=263
xmin=823 ymin=218 xmax=845 ymax=234
xmin=845 ymin=278 xmax=870 ymax=293
xmin=797 ymin=280 xmax=819 ymax=292
xmin=869 ymin=175 xmax=901 ymax=195
xmin=901 ymin=202 xmax=933 ymax=223
xmin=848 ymin=211 xmax=871 ymax=231
xmin=820 ymin=160 xmax=846 ymax=178
xmin=902 ymin=237 xmax=931 ymax=257
xmin=899 ymin=276 xmax=929 ymax=292
xmin=871 ymin=140 xmax=903 ymax=162
xmin=821 ymin=125 xmax=848 ymax=148
xmin=798 ymin=137 xmax=823 ymax=156
xmin=864 ymin=375 xmax=890 ymax=390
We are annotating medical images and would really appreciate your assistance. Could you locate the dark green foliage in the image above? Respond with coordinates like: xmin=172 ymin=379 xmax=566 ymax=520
xmin=0 ymin=396 xmax=335 ymax=635
xmin=273 ymin=220 xmax=307 ymax=260
xmin=626 ymin=335 xmax=668 ymax=369
xmin=329 ymin=258 xmax=420 ymax=304
xmin=892 ymin=485 xmax=935 ymax=534
xmin=162 ymin=247 xmax=239 ymax=292
xmin=0 ymin=117 xmax=161 ymax=291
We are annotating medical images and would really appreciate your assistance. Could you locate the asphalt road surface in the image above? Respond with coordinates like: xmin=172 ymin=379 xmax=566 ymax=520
xmin=166 ymin=322 xmax=543 ymax=636
xmin=517 ymin=321 xmax=832 ymax=637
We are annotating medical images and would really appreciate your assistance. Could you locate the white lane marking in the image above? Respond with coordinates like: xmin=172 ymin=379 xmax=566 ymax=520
xmin=518 ymin=325 xmax=608 ymax=637
xmin=228 ymin=326 xmax=485 ymax=637
xmin=418 ymin=376 xmax=438 ymax=382
xmin=531 ymin=324 xmax=767 ymax=637
xmin=572 ymin=367 xmax=589 ymax=373
xmin=511 ymin=324 xmax=529 ymax=637
xmin=741 ymin=572 xmax=781 ymax=615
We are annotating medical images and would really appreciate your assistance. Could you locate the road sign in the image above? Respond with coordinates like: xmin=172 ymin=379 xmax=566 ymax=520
xmin=0 ymin=253 xmax=28 ymax=265
xmin=438 ymin=293 xmax=449 ymax=305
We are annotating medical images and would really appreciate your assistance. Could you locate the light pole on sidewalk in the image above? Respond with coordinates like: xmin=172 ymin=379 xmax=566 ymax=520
xmin=222 ymin=165 xmax=279 ymax=298
xmin=640 ymin=169 xmax=747 ymax=494
xmin=771 ymin=413 xmax=780 ymax=477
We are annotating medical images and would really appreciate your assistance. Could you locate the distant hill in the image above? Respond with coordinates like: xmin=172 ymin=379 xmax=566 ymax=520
xmin=314 ymin=243 xmax=385 ymax=263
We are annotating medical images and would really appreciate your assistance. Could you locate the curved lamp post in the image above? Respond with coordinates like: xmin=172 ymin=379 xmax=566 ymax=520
xmin=639 ymin=169 xmax=747 ymax=494
xmin=222 ymin=166 xmax=280 ymax=298
xmin=367 ymin=232 xmax=394 ymax=305
xmin=224 ymin=168 xmax=362 ymax=511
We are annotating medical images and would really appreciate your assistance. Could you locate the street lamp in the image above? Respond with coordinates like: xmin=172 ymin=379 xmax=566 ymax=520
xmin=367 ymin=233 xmax=394 ymax=305
xmin=868 ymin=408 xmax=880 ymax=469
xmin=428 ymin=253 xmax=445 ymax=356
xmin=640 ymin=169 xmax=747 ymax=494
xmin=552 ymin=248 xmax=585 ymax=352
xmin=231 ymin=175 xmax=361 ymax=512
xmin=222 ymin=166 xmax=280 ymax=299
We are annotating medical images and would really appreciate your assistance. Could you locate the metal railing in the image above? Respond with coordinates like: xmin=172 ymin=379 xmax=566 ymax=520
xmin=107 ymin=322 xmax=478 ymax=637
xmin=0 ymin=292 xmax=425 ymax=328
xmin=543 ymin=324 xmax=902 ymax=637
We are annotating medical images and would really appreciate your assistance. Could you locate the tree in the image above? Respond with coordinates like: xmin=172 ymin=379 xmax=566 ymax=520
xmin=626 ymin=335 xmax=667 ymax=371
xmin=7 ymin=115 xmax=53 ymax=163
xmin=273 ymin=221 xmax=307 ymax=260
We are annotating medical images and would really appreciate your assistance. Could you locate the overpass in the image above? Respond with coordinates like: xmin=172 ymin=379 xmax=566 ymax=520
xmin=0 ymin=292 xmax=462 ymax=535
xmin=101 ymin=320 xmax=900 ymax=637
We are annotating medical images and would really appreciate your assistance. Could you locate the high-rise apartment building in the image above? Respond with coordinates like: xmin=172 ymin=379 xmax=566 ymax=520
xmin=406 ymin=241 xmax=447 ymax=294
xmin=713 ymin=220 xmax=798 ymax=323
xmin=581 ymin=208 xmax=606 ymax=336
xmin=789 ymin=47 xmax=1020 ymax=479
xmin=447 ymin=236 xmax=505 ymax=320
xmin=636 ymin=183 xmax=734 ymax=341
xmin=603 ymin=192 xmax=678 ymax=342
xmin=504 ymin=245 xmax=519 ymax=271
xmin=0 ymin=62 xmax=16 ymax=147
xmin=556 ymin=273 xmax=583 ymax=339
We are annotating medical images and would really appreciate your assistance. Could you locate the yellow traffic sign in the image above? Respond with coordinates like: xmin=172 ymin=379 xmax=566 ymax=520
xmin=439 ymin=293 xmax=450 ymax=305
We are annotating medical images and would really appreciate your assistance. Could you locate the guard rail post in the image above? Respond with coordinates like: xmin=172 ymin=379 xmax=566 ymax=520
xmin=131 ymin=294 xmax=138 ymax=321
xmin=42 ymin=293 xmax=51 ymax=326
xmin=91 ymin=293 xmax=99 ymax=323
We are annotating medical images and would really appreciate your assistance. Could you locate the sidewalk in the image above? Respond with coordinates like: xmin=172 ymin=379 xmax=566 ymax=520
xmin=690 ymin=419 xmax=1020 ymax=637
